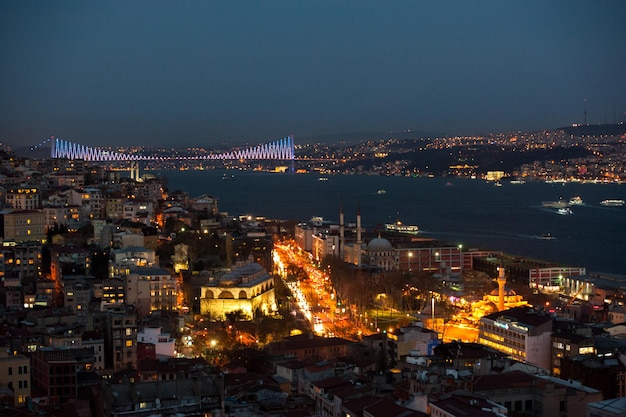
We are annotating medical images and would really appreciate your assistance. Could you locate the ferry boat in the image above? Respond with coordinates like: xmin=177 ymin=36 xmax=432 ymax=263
xmin=600 ymin=199 xmax=625 ymax=207
xmin=569 ymin=196 xmax=583 ymax=205
xmin=385 ymin=220 xmax=419 ymax=234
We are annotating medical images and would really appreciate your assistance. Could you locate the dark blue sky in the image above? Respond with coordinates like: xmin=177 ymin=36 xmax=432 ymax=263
xmin=1 ymin=1 xmax=625 ymax=148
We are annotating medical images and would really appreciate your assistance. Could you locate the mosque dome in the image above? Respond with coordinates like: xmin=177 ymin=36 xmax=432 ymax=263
xmin=367 ymin=237 xmax=393 ymax=252
xmin=483 ymin=301 xmax=498 ymax=314
xmin=489 ymin=286 xmax=517 ymax=296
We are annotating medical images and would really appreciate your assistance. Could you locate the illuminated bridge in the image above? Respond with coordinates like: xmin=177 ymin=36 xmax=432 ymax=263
xmin=33 ymin=135 xmax=296 ymax=162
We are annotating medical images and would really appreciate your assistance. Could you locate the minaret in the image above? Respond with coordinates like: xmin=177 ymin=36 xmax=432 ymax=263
xmin=497 ymin=266 xmax=506 ymax=312
xmin=356 ymin=200 xmax=362 ymax=267
xmin=339 ymin=198 xmax=345 ymax=260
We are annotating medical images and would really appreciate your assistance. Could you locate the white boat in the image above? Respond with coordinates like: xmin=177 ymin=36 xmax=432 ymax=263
xmin=569 ymin=196 xmax=583 ymax=205
xmin=318 ymin=177 xmax=329 ymax=181
xmin=541 ymin=233 xmax=555 ymax=240
xmin=600 ymin=199 xmax=625 ymax=207
xmin=557 ymin=208 xmax=573 ymax=215
xmin=385 ymin=220 xmax=418 ymax=234
xmin=377 ymin=189 xmax=386 ymax=194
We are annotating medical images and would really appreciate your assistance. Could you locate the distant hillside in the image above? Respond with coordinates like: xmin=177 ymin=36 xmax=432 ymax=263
xmin=557 ymin=123 xmax=626 ymax=136
xmin=297 ymin=129 xmax=444 ymax=145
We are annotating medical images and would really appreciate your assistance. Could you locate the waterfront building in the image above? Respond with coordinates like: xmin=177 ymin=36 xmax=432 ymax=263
xmin=397 ymin=242 xmax=464 ymax=276
xmin=562 ymin=272 xmax=626 ymax=306
xmin=478 ymin=306 xmax=553 ymax=370
xmin=199 ymin=261 xmax=276 ymax=320
xmin=473 ymin=254 xmax=585 ymax=288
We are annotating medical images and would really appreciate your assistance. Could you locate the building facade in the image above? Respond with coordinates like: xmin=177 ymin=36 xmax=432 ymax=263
xmin=478 ymin=307 xmax=553 ymax=370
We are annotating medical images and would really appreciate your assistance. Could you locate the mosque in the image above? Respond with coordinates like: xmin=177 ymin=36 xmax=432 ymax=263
xmin=199 ymin=259 xmax=277 ymax=320
xmin=469 ymin=266 xmax=529 ymax=321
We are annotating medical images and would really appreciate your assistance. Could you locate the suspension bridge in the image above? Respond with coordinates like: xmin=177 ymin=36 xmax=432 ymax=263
xmin=30 ymin=135 xmax=296 ymax=162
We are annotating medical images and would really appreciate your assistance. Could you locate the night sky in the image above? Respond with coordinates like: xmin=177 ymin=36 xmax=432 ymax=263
xmin=1 ymin=1 xmax=625 ymax=148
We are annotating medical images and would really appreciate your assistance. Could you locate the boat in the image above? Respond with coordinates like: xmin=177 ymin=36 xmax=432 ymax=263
xmin=318 ymin=177 xmax=329 ymax=181
xmin=541 ymin=233 xmax=555 ymax=240
xmin=222 ymin=173 xmax=235 ymax=181
xmin=385 ymin=220 xmax=419 ymax=234
xmin=600 ymin=199 xmax=625 ymax=207
xmin=569 ymin=196 xmax=583 ymax=205
xmin=557 ymin=208 xmax=573 ymax=215
xmin=377 ymin=189 xmax=386 ymax=194
xmin=510 ymin=179 xmax=526 ymax=184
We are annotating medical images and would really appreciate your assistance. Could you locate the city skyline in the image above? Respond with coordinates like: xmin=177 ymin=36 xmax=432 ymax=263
xmin=1 ymin=1 xmax=626 ymax=148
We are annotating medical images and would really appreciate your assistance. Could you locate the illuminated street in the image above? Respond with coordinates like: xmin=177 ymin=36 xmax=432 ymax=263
xmin=274 ymin=240 xmax=368 ymax=340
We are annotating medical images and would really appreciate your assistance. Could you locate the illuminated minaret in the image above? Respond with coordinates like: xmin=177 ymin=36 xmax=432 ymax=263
xmin=339 ymin=198 xmax=345 ymax=259
xmin=356 ymin=200 xmax=362 ymax=267
xmin=497 ymin=266 xmax=507 ymax=312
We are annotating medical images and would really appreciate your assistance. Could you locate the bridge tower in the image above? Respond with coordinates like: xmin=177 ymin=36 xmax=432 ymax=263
xmin=288 ymin=134 xmax=295 ymax=173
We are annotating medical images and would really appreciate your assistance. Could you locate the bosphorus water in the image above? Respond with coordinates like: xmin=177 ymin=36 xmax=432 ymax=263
xmin=157 ymin=170 xmax=626 ymax=275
